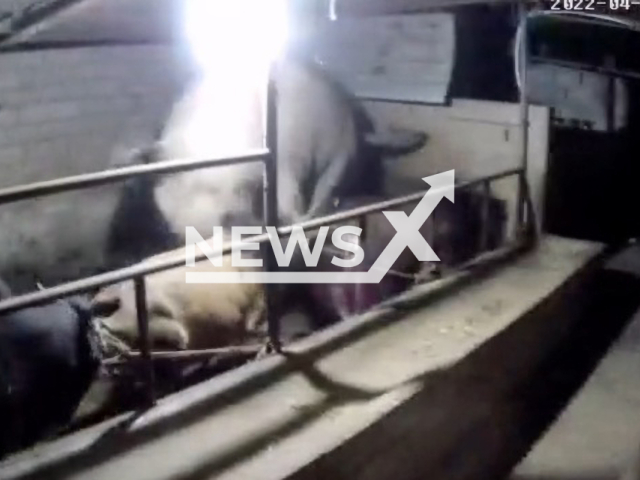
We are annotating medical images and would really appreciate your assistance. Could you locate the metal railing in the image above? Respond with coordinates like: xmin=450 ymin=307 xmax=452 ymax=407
xmin=0 ymin=167 xmax=528 ymax=315
xmin=0 ymin=72 xmax=535 ymax=407
xmin=0 ymin=161 xmax=530 ymax=401
xmin=0 ymin=150 xmax=269 ymax=205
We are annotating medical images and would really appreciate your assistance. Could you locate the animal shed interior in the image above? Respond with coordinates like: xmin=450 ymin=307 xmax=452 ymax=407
xmin=2 ymin=1 xmax=640 ymax=479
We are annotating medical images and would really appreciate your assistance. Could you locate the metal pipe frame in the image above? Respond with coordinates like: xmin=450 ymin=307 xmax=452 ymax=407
xmin=0 ymin=27 xmax=535 ymax=403
xmin=0 ymin=166 xmax=525 ymax=316
xmin=0 ymin=150 xmax=268 ymax=205
xmin=529 ymin=55 xmax=640 ymax=82
xmin=0 ymin=94 xmax=273 ymax=405
xmin=104 ymin=345 xmax=264 ymax=366
xmin=0 ymin=164 xmax=529 ymax=420
xmin=262 ymin=69 xmax=281 ymax=352
xmin=517 ymin=1 xmax=530 ymax=233
xmin=0 ymin=0 xmax=538 ymax=418
xmin=0 ymin=164 xmax=528 ymax=409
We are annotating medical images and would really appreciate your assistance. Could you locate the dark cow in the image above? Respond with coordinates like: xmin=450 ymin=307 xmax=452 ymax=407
xmin=0 ymin=283 xmax=101 ymax=459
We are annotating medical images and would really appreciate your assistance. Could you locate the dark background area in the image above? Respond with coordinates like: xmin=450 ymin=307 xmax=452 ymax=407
xmin=450 ymin=5 xmax=640 ymax=245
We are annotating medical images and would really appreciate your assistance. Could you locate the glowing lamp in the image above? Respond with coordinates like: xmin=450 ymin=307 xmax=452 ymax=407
xmin=183 ymin=0 xmax=290 ymax=76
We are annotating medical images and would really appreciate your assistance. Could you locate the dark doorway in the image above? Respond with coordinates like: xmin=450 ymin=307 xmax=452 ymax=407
xmin=535 ymin=18 xmax=640 ymax=244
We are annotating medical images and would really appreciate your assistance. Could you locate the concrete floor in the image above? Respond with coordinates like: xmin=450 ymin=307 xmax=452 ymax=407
xmin=0 ymin=235 xmax=611 ymax=480
xmin=512 ymin=244 xmax=640 ymax=480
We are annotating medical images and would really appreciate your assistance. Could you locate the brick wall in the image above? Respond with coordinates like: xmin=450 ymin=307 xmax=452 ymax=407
xmin=0 ymin=44 xmax=191 ymax=292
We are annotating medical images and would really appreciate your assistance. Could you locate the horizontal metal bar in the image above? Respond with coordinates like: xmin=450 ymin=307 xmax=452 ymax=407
xmin=0 ymin=150 xmax=268 ymax=205
xmin=337 ymin=0 xmax=532 ymax=17
xmin=0 ymin=0 xmax=83 ymax=44
xmin=280 ymin=168 xmax=523 ymax=234
xmin=104 ymin=345 xmax=264 ymax=365
xmin=0 ymin=38 xmax=173 ymax=52
xmin=0 ymin=167 xmax=523 ymax=316
xmin=530 ymin=55 xmax=640 ymax=81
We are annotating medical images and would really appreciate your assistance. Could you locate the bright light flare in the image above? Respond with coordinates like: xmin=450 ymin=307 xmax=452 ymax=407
xmin=176 ymin=0 xmax=289 ymax=159
xmin=183 ymin=0 xmax=290 ymax=75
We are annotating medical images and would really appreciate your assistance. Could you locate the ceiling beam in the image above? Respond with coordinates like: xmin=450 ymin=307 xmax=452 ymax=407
xmin=336 ymin=0 xmax=526 ymax=16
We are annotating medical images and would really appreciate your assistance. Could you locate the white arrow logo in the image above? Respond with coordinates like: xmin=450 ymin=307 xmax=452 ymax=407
xmin=185 ymin=170 xmax=455 ymax=284
xmin=367 ymin=169 xmax=454 ymax=283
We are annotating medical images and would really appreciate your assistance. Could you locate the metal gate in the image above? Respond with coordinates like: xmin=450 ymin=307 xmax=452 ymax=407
xmin=0 ymin=4 xmax=537 ymax=409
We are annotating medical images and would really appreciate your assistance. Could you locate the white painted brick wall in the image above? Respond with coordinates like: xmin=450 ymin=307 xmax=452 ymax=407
xmin=0 ymin=44 xmax=192 ymax=292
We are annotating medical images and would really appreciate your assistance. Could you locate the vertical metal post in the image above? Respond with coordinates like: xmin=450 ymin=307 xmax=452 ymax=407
xmin=355 ymin=214 xmax=367 ymax=312
xmin=358 ymin=214 xmax=367 ymax=243
xmin=431 ymin=206 xmax=438 ymax=254
xmin=519 ymin=168 xmax=538 ymax=243
xmin=134 ymin=276 xmax=155 ymax=406
xmin=429 ymin=205 xmax=440 ymax=277
xmin=480 ymin=180 xmax=491 ymax=252
xmin=517 ymin=1 xmax=530 ymax=235
xmin=263 ymin=63 xmax=281 ymax=352
xmin=605 ymin=55 xmax=616 ymax=133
